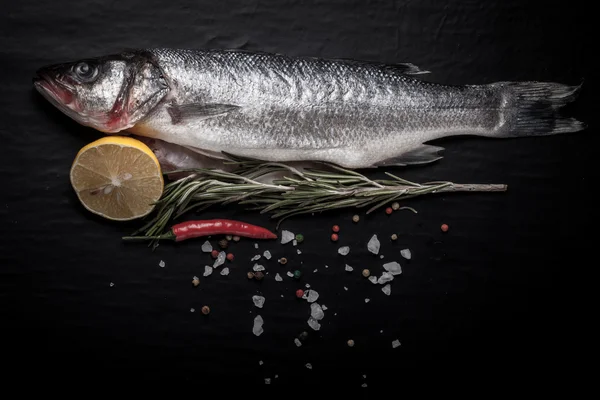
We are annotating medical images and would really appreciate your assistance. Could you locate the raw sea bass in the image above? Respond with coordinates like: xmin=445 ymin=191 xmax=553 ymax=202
xmin=33 ymin=48 xmax=585 ymax=169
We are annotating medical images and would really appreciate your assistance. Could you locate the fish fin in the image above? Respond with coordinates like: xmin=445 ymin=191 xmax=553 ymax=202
xmin=492 ymin=81 xmax=586 ymax=137
xmin=375 ymin=145 xmax=445 ymax=167
xmin=167 ymin=103 xmax=241 ymax=124
xmin=183 ymin=145 xmax=232 ymax=160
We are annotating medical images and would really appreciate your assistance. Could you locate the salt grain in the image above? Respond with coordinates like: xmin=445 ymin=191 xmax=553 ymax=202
xmin=203 ymin=266 xmax=213 ymax=277
xmin=259 ymin=360 xmax=264 ymax=366
xmin=263 ymin=250 xmax=272 ymax=260
xmin=306 ymin=290 xmax=319 ymax=303
xmin=345 ymin=264 xmax=353 ymax=272
xmin=190 ymin=308 xmax=195 ymax=312
xmin=253 ymin=295 xmax=266 ymax=308
xmin=368 ymin=276 xmax=378 ymax=284
xmin=253 ymin=264 xmax=265 ymax=272
xmin=275 ymin=273 xmax=283 ymax=282
xmin=362 ymin=383 xmax=367 ymax=388
xmin=297 ymin=249 xmax=302 ymax=254
xmin=201 ymin=241 xmax=212 ymax=252
xmin=159 ymin=260 xmax=165 ymax=268
xmin=343 ymin=286 xmax=348 ymax=291
xmin=367 ymin=235 xmax=380 ymax=254
xmin=281 ymin=230 xmax=295 ymax=244
xmin=109 ymin=282 xmax=114 ymax=287
xmin=251 ymin=254 xmax=261 ymax=261
xmin=383 ymin=261 xmax=402 ymax=275
xmin=307 ymin=317 xmax=321 ymax=331
xmin=392 ymin=339 xmax=401 ymax=348
xmin=338 ymin=246 xmax=350 ymax=255
xmin=321 ymin=305 xmax=328 ymax=311
xmin=380 ymin=255 xmax=384 ymax=259
xmin=313 ymin=269 xmax=318 ymax=273
xmin=293 ymin=239 xmax=297 ymax=246
xmin=220 ymin=267 xmax=230 ymax=276
xmin=265 ymin=378 xmax=271 ymax=385
xmin=305 ymin=283 xmax=310 ymax=288
xmin=401 ymin=249 xmax=412 ymax=260
xmin=382 ymin=284 xmax=391 ymax=296
xmin=287 ymin=271 xmax=294 ymax=278
xmin=310 ymin=303 xmax=324 ymax=320
xmin=213 ymin=251 xmax=226 ymax=268
xmin=294 ymin=338 xmax=302 ymax=347
xmin=254 ymin=243 xmax=259 ymax=249
xmin=377 ymin=272 xmax=394 ymax=284
xmin=253 ymin=315 xmax=264 ymax=336
xmin=306 ymin=363 xmax=312 ymax=369
xmin=365 ymin=298 xmax=370 ymax=303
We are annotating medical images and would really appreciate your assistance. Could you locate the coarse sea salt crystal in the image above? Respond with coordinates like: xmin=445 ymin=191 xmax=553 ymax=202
xmin=321 ymin=305 xmax=328 ymax=311
xmin=338 ymin=246 xmax=350 ymax=255
xmin=190 ymin=308 xmax=195 ymax=312
xmin=265 ymin=378 xmax=271 ymax=384
xmin=365 ymin=298 xmax=370 ymax=303
xmin=367 ymin=234 xmax=380 ymax=254
xmin=253 ymin=264 xmax=265 ymax=272
xmin=254 ymin=243 xmax=259 ymax=249
xmin=380 ymin=255 xmax=384 ymax=259
xmin=368 ymin=276 xmax=378 ymax=284
xmin=345 ymin=264 xmax=353 ymax=272
xmin=306 ymin=290 xmax=319 ymax=303
xmin=213 ymin=251 xmax=226 ymax=268
xmin=343 ymin=286 xmax=348 ymax=291
xmin=109 ymin=282 xmax=114 ymax=287
xmin=259 ymin=360 xmax=264 ymax=366
xmin=263 ymin=250 xmax=272 ymax=260
xmin=201 ymin=241 xmax=212 ymax=252
xmin=275 ymin=273 xmax=283 ymax=281
xmin=220 ymin=267 xmax=230 ymax=276
xmin=253 ymin=295 xmax=265 ymax=308
xmin=293 ymin=239 xmax=297 ymax=246
xmin=305 ymin=283 xmax=310 ymax=288
xmin=382 ymin=284 xmax=391 ymax=295
xmin=310 ymin=303 xmax=324 ymax=320
xmin=203 ymin=266 xmax=213 ymax=277
xmin=392 ymin=339 xmax=401 ymax=348
xmin=313 ymin=269 xmax=318 ymax=273
xmin=287 ymin=271 xmax=294 ymax=278
xmin=294 ymin=338 xmax=302 ymax=347
xmin=306 ymin=363 xmax=312 ymax=369
xmin=281 ymin=230 xmax=295 ymax=244
xmin=308 ymin=317 xmax=321 ymax=331
xmin=253 ymin=315 xmax=264 ymax=336
xmin=251 ymin=254 xmax=261 ymax=261
xmin=401 ymin=249 xmax=412 ymax=260
xmin=159 ymin=260 xmax=165 ymax=268
xmin=378 ymin=272 xmax=394 ymax=284
xmin=383 ymin=261 xmax=402 ymax=275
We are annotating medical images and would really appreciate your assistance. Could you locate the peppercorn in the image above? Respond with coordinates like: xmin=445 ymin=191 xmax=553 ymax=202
xmin=390 ymin=233 xmax=398 ymax=241
xmin=232 ymin=235 xmax=240 ymax=242
xmin=279 ymin=257 xmax=288 ymax=265
xmin=332 ymin=225 xmax=340 ymax=233
xmin=226 ymin=253 xmax=234 ymax=261
xmin=211 ymin=250 xmax=219 ymax=258
xmin=347 ymin=339 xmax=355 ymax=347
xmin=362 ymin=269 xmax=370 ymax=278
xmin=296 ymin=289 xmax=304 ymax=298
xmin=225 ymin=235 xmax=233 ymax=241
xmin=391 ymin=202 xmax=400 ymax=211
xmin=298 ymin=331 xmax=309 ymax=341
xmin=192 ymin=277 xmax=200 ymax=286
xmin=352 ymin=215 xmax=359 ymax=223
xmin=293 ymin=270 xmax=302 ymax=279
xmin=254 ymin=271 xmax=265 ymax=280
xmin=218 ymin=239 xmax=228 ymax=249
xmin=441 ymin=223 xmax=449 ymax=232
xmin=295 ymin=233 xmax=304 ymax=243
xmin=247 ymin=271 xmax=255 ymax=279
xmin=201 ymin=306 xmax=210 ymax=315
xmin=385 ymin=207 xmax=393 ymax=215
xmin=331 ymin=233 xmax=339 ymax=242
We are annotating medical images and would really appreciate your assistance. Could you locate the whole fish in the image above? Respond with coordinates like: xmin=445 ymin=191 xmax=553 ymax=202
xmin=33 ymin=48 xmax=584 ymax=169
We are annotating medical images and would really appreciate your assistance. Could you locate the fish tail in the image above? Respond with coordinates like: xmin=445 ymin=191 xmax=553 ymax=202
xmin=493 ymin=81 xmax=585 ymax=137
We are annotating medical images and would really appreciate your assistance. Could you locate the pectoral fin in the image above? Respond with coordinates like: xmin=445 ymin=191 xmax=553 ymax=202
xmin=167 ymin=103 xmax=241 ymax=124
xmin=375 ymin=145 xmax=445 ymax=167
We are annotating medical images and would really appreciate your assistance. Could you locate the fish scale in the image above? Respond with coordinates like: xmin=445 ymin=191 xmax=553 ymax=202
xmin=34 ymin=48 xmax=585 ymax=169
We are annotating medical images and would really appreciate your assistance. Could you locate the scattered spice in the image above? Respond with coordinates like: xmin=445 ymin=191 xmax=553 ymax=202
xmin=347 ymin=339 xmax=355 ymax=347
xmin=331 ymin=233 xmax=339 ymax=242
xmin=293 ymin=270 xmax=302 ymax=279
xmin=352 ymin=215 xmax=360 ymax=223
xmin=218 ymin=238 xmax=228 ymax=249
xmin=295 ymin=233 xmax=304 ymax=243
xmin=390 ymin=233 xmax=398 ymax=241
xmin=332 ymin=225 xmax=340 ymax=233
xmin=391 ymin=202 xmax=400 ymax=210
xmin=278 ymin=257 xmax=288 ymax=265
xmin=201 ymin=305 xmax=210 ymax=315
xmin=226 ymin=253 xmax=234 ymax=261
xmin=247 ymin=271 xmax=255 ymax=279
xmin=232 ymin=235 xmax=240 ymax=242
xmin=192 ymin=276 xmax=200 ymax=286
xmin=362 ymin=269 xmax=370 ymax=278
xmin=385 ymin=207 xmax=393 ymax=215
xmin=211 ymin=250 xmax=219 ymax=259
xmin=225 ymin=235 xmax=233 ymax=241
xmin=254 ymin=271 xmax=265 ymax=280
xmin=296 ymin=289 xmax=305 ymax=298
xmin=441 ymin=223 xmax=449 ymax=232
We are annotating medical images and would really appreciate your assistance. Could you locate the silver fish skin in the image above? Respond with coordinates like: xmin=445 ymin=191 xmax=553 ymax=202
xmin=34 ymin=48 xmax=585 ymax=169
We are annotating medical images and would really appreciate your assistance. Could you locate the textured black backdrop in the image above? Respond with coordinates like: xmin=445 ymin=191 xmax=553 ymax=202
xmin=0 ymin=0 xmax=595 ymax=391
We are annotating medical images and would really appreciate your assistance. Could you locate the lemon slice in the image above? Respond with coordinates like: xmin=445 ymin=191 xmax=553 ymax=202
xmin=70 ymin=136 xmax=164 ymax=221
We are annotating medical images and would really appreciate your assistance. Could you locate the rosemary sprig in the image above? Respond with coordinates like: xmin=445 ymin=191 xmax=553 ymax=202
xmin=129 ymin=158 xmax=507 ymax=247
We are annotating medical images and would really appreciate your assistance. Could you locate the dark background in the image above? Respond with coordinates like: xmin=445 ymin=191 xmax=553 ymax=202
xmin=0 ymin=0 xmax=595 ymax=391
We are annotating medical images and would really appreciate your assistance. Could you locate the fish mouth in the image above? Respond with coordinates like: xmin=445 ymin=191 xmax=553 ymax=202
xmin=33 ymin=69 xmax=76 ymax=107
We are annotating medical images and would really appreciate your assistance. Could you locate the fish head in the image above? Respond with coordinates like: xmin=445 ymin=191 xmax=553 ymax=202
xmin=34 ymin=52 xmax=169 ymax=133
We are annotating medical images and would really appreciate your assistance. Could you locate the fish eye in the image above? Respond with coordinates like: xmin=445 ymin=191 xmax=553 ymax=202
xmin=73 ymin=62 xmax=98 ymax=82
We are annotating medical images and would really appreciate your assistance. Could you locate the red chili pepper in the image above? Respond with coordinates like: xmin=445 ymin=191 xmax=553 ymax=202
xmin=123 ymin=219 xmax=277 ymax=242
